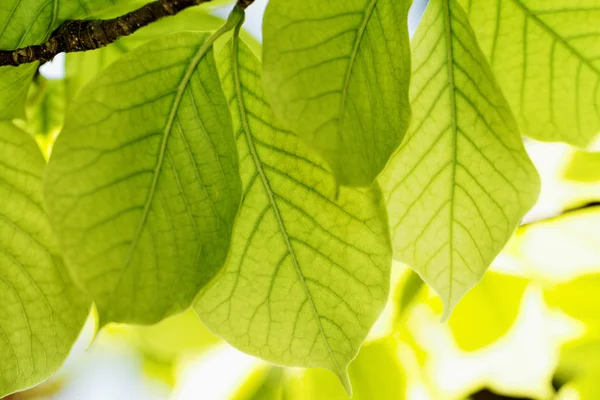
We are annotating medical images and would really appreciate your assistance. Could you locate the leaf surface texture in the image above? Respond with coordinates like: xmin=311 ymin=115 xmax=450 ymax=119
xmin=461 ymin=0 xmax=600 ymax=145
xmin=196 ymin=35 xmax=392 ymax=393
xmin=262 ymin=0 xmax=412 ymax=186
xmin=0 ymin=123 xmax=89 ymax=397
xmin=45 ymin=32 xmax=241 ymax=325
xmin=382 ymin=0 xmax=540 ymax=316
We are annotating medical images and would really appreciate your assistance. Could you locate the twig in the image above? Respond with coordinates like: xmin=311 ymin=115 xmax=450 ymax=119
xmin=0 ymin=0 xmax=212 ymax=66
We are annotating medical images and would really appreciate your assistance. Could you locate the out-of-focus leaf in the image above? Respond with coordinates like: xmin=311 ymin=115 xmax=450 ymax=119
xmin=394 ymin=271 xmax=425 ymax=324
xmin=232 ymin=367 xmax=284 ymax=400
xmin=563 ymin=151 xmax=600 ymax=183
xmin=545 ymin=274 xmax=600 ymax=329
xmin=131 ymin=309 xmax=220 ymax=362
xmin=283 ymin=338 xmax=406 ymax=400
xmin=555 ymin=340 xmax=600 ymax=398
xmin=437 ymin=272 xmax=528 ymax=351
xmin=13 ymin=77 xmax=66 ymax=141
xmin=506 ymin=207 xmax=600 ymax=282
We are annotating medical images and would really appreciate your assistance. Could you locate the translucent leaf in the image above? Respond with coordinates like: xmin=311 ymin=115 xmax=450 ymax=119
xmin=0 ymin=123 xmax=89 ymax=397
xmin=232 ymin=338 xmax=406 ymax=400
xmin=195 ymin=33 xmax=392 ymax=394
xmin=282 ymin=338 xmax=406 ymax=400
xmin=563 ymin=151 xmax=600 ymax=182
xmin=461 ymin=0 xmax=600 ymax=146
xmin=44 ymin=32 xmax=241 ymax=325
xmin=262 ymin=0 xmax=412 ymax=186
xmin=381 ymin=0 xmax=540 ymax=318
xmin=545 ymin=274 xmax=600 ymax=328
xmin=445 ymin=272 xmax=527 ymax=351
xmin=0 ymin=0 xmax=52 ymax=119
xmin=14 ymin=76 xmax=66 ymax=141
xmin=506 ymin=206 xmax=600 ymax=281
xmin=64 ymin=9 xmax=228 ymax=101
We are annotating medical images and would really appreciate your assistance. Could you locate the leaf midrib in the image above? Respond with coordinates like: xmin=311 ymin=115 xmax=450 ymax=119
xmin=442 ymin=0 xmax=458 ymax=311
xmin=231 ymin=33 xmax=345 ymax=379
xmin=338 ymin=0 xmax=378 ymax=141
xmin=105 ymin=34 xmax=214 ymax=315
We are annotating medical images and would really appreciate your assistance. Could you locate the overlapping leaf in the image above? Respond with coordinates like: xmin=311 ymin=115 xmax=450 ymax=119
xmin=0 ymin=123 xmax=89 ymax=397
xmin=381 ymin=0 xmax=540 ymax=317
xmin=461 ymin=0 xmax=600 ymax=146
xmin=262 ymin=0 xmax=412 ymax=186
xmin=44 ymin=32 xmax=241 ymax=325
xmin=0 ymin=0 xmax=52 ymax=119
xmin=195 ymin=33 xmax=392 ymax=393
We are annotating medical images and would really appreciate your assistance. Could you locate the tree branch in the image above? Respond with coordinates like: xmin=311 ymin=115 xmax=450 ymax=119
xmin=0 ymin=0 xmax=213 ymax=67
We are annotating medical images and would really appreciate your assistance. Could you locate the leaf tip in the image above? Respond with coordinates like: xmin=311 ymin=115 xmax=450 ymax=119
xmin=337 ymin=368 xmax=353 ymax=397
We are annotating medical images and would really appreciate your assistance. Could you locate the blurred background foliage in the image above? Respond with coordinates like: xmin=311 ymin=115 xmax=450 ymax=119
xmin=6 ymin=0 xmax=600 ymax=399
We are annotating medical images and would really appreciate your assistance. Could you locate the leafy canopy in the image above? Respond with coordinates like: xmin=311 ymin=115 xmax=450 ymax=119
xmin=1 ymin=0 xmax=599 ymax=396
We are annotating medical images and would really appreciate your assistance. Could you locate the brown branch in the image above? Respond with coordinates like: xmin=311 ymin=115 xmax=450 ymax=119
xmin=0 ymin=0 xmax=213 ymax=67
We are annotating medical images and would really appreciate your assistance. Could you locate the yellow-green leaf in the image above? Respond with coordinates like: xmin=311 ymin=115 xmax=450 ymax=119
xmin=44 ymin=32 xmax=241 ymax=325
xmin=195 ymin=32 xmax=392 ymax=394
xmin=381 ymin=0 xmax=540 ymax=318
xmin=262 ymin=0 xmax=412 ymax=186
xmin=563 ymin=151 xmax=600 ymax=182
xmin=0 ymin=123 xmax=89 ymax=397
xmin=461 ymin=0 xmax=600 ymax=146
xmin=446 ymin=272 xmax=527 ymax=351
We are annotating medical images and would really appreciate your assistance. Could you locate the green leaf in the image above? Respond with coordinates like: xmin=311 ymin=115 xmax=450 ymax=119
xmin=563 ymin=151 xmax=600 ymax=182
xmin=262 ymin=0 xmax=412 ymax=186
xmin=282 ymin=338 xmax=406 ymax=400
xmin=396 ymin=270 xmax=424 ymax=315
xmin=446 ymin=272 xmax=527 ymax=351
xmin=58 ymin=0 xmax=148 ymax=20
xmin=0 ymin=0 xmax=55 ymax=120
xmin=195 ymin=32 xmax=392 ymax=394
xmin=64 ymin=9 xmax=260 ymax=102
xmin=506 ymin=206 xmax=600 ymax=281
xmin=0 ymin=123 xmax=89 ymax=397
xmin=381 ymin=0 xmax=540 ymax=318
xmin=44 ymin=31 xmax=241 ymax=325
xmin=545 ymin=274 xmax=600 ymax=329
xmin=461 ymin=0 xmax=600 ymax=146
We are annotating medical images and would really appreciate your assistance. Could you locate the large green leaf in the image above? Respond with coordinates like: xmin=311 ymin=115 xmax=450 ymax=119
xmin=0 ymin=123 xmax=89 ymax=397
xmin=381 ymin=0 xmax=540 ymax=318
xmin=262 ymin=0 xmax=412 ymax=186
xmin=195 ymin=32 xmax=392 ymax=393
xmin=461 ymin=0 xmax=600 ymax=146
xmin=44 ymin=31 xmax=241 ymax=325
